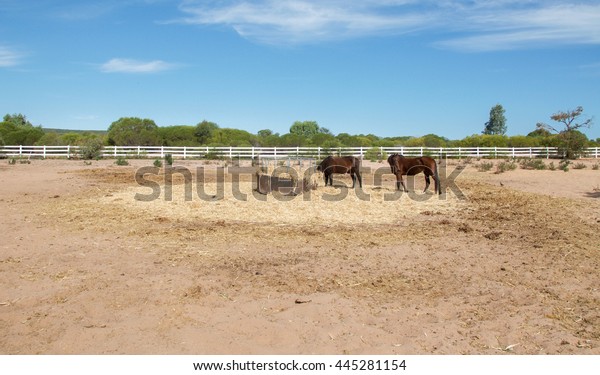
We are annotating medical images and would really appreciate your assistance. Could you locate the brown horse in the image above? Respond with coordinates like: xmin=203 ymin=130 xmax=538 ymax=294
xmin=317 ymin=156 xmax=362 ymax=188
xmin=387 ymin=154 xmax=441 ymax=194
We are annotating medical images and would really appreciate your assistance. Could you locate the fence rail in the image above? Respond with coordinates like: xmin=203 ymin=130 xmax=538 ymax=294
xmin=1 ymin=145 xmax=599 ymax=159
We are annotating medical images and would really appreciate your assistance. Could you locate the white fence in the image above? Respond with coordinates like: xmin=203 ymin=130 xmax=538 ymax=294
xmin=1 ymin=145 xmax=599 ymax=159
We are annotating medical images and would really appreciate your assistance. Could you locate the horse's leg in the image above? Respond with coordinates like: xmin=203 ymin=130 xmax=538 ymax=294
xmin=356 ymin=170 xmax=362 ymax=188
xmin=397 ymin=174 xmax=407 ymax=192
xmin=351 ymin=173 xmax=356 ymax=188
xmin=424 ymin=174 xmax=431 ymax=193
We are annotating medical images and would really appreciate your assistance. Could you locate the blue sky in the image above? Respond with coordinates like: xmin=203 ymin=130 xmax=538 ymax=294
xmin=1 ymin=0 xmax=599 ymax=140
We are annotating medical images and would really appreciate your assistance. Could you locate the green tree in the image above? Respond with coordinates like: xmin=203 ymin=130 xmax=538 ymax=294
xmin=158 ymin=125 xmax=198 ymax=146
xmin=107 ymin=117 xmax=159 ymax=146
xmin=289 ymin=121 xmax=320 ymax=138
xmin=194 ymin=121 xmax=219 ymax=144
xmin=537 ymin=106 xmax=593 ymax=159
xmin=0 ymin=113 xmax=44 ymax=145
xmin=483 ymin=104 xmax=507 ymax=135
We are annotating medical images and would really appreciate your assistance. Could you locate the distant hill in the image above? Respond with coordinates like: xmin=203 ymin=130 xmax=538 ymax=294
xmin=43 ymin=128 xmax=107 ymax=135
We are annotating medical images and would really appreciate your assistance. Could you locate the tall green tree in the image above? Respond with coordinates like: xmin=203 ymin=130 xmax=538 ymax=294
xmin=537 ymin=106 xmax=592 ymax=159
xmin=0 ymin=113 xmax=44 ymax=145
xmin=289 ymin=121 xmax=320 ymax=138
xmin=483 ymin=104 xmax=507 ymax=135
xmin=194 ymin=121 xmax=219 ymax=144
xmin=107 ymin=117 xmax=159 ymax=146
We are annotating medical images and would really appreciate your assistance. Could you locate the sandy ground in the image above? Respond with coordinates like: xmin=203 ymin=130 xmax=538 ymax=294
xmin=0 ymin=157 xmax=599 ymax=354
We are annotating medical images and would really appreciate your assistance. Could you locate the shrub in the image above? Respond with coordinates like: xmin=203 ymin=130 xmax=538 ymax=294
xmin=495 ymin=160 xmax=517 ymax=174
xmin=559 ymin=159 xmax=571 ymax=172
xmin=164 ymin=153 xmax=173 ymax=166
xmin=519 ymin=159 xmax=546 ymax=170
xmin=153 ymin=159 xmax=163 ymax=168
xmin=115 ymin=156 xmax=129 ymax=166
xmin=79 ymin=138 xmax=104 ymax=160
xmin=592 ymin=163 xmax=599 ymax=171
xmin=548 ymin=162 xmax=556 ymax=171
xmin=572 ymin=162 xmax=586 ymax=170
xmin=476 ymin=161 xmax=494 ymax=172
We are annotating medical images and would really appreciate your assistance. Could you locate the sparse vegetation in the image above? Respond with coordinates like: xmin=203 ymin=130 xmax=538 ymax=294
xmin=520 ymin=159 xmax=547 ymax=170
xmin=572 ymin=162 xmax=586 ymax=170
xmin=476 ymin=161 xmax=494 ymax=172
xmin=495 ymin=160 xmax=517 ymax=174
xmin=559 ymin=159 xmax=571 ymax=172
xmin=164 ymin=153 xmax=173 ymax=166
xmin=115 ymin=156 xmax=129 ymax=166
xmin=153 ymin=159 xmax=163 ymax=168
xmin=79 ymin=138 xmax=104 ymax=160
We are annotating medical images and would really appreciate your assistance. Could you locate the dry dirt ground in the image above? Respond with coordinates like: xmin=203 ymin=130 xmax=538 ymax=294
xmin=0 ymin=158 xmax=599 ymax=354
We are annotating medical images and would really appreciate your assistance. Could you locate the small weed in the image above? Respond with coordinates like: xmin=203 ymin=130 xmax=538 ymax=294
xmin=592 ymin=163 xmax=599 ymax=170
xmin=153 ymin=159 xmax=163 ymax=168
xmin=495 ymin=160 xmax=517 ymax=174
xmin=8 ymin=158 xmax=16 ymax=165
xmin=519 ymin=159 xmax=546 ymax=170
xmin=476 ymin=161 xmax=494 ymax=172
xmin=548 ymin=162 xmax=556 ymax=171
xmin=115 ymin=156 xmax=129 ymax=166
xmin=572 ymin=162 xmax=586 ymax=170
xmin=559 ymin=160 xmax=571 ymax=172
xmin=164 ymin=153 xmax=173 ymax=166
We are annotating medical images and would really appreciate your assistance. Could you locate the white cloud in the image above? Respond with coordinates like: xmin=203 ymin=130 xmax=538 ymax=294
xmin=176 ymin=0 xmax=600 ymax=51
xmin=437 ymin=3 xmax=600 ymax=51
xmin=0 ymin=45 xmax=24 ymax=67
xmin=100 ymin=58 xmax=176 ymax=73
xmin=178 ymin=0 xmax=435 ymax=44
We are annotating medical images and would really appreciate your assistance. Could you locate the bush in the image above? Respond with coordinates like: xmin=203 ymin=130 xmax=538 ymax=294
xmin=79 ymin=138 xmax=103 ymax=160
xmin=153 ymin=159 xmax=163 ymax=168
xmin=559 ymin=159 xmax=571 ymax=172
xmin=164 ymin=153 xmax=173 ymax=166
xmin=495 ymin=160 xmax=517 ymax=174
xmin=519 ymin=159 xmax=546 ymax=170
xmin=572 ymin=162 xmax=586 ymax=170
xmin=115 ymin=156 xmax=129 ymax=166
xmin=476 ymin=161 xmax=494 ymax=172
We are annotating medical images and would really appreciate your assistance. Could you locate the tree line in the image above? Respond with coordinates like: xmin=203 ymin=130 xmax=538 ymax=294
xmin=1 ymin=106 xmax=597 ymax=158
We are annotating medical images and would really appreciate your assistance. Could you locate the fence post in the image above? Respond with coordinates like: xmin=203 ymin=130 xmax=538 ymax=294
xmin=251 ymin=147 xmax=255 ymax=159
xmin=19 ymin=145 xmax=22 ymax=156
xmin=114 ymin=146 xmax=117 ymax=158
xmin=318 ymin=147 xmax=321 ymax=160
xmin=67 ymin=145 xmax=71 ymax=159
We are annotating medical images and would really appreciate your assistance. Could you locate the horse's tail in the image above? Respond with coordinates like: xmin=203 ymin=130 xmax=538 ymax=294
xmin=387 ymin=154 xmax=397 ymax=174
